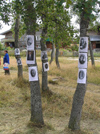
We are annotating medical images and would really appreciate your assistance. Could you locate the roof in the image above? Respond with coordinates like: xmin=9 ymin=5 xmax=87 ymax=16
xmin=89 ymin=35 xmax=100 ymax=41
xmin=0 ymin=29 xmax=11 ymax=35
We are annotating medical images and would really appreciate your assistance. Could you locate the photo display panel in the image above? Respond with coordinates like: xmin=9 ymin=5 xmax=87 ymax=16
xmin=17 ymin=58 xmax=22 ymax=66
xmin=78 ymin=53 xmax=87 ymax=69
xmin=15 ymin=48 xmax=20 ymax=55
xmin=77 ymin=69 xmax=87 ymax=84
xmin=26 ymin=50 xmax=35 ymax=64
xmin=41 ymin=51 xmax=48 ymax=60
xmin=79 ymin=37 xmax=88 ymax=52
xmin=29 ymin=66 xmax=38 ymax=81
xmin=43 ymin=62 xmax=49 ymax=72
xmin=26 ymin=35 xmax=34 ymax=50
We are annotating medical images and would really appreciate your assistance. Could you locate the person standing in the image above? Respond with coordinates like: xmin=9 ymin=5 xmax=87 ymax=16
xmin=3 ymin=50 xmax=10 ymax=75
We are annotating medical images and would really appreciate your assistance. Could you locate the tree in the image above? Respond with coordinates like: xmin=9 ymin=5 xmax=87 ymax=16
xmin=21 ymin=0 xmax=44 ymax=125
xmin=68 ymin=0 xmax=99 ymax=130
xmin=14 ymin=16 xmax=23 ymax=78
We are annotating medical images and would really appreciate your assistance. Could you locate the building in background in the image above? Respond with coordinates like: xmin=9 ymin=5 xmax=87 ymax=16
xmin=87 ymin=26 xmax=100 ymax=52
xmin=0 ymin=29 xmax=42 ymax=50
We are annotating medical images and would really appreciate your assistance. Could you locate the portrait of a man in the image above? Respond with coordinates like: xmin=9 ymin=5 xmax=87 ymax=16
xmin=79 ymin=54 xmax=86 ymax=64
xmin=79 ymin=37 xmax=88 ymax=53
xmin=27 ymin=37 xmax=33 ymax=46
xmin=31 ymin=69 xmax=36 ymax=77
xmin=43 ymin=62 xmax=49 ymax=72
xmin=77 ymin=69 xmax=87 ymax=84
xmin=15 ymin=48 xmax=20 ymax=55
xmin=79 ymin=70 xmax=84 ymax=80
xmin=41 ymin=51 xmax=48 ymax=60
xmin=29 ymin=66 xmax=38 ymax=81
xmin=27 ymin=50 xmax=34 ymax=61
xmin=17 ymin=58 xmax=22 ymax=65
xmin=80 ymin=37 xmax=86 ymax=50
xmin=26 ymin=35 xmax=34 ymax=50
xmin=78 ymin=53 xmax=87 ymax=69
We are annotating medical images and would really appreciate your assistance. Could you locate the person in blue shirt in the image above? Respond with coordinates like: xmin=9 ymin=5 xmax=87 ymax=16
xmin=3 ymin=50 xmax=10 ymax=75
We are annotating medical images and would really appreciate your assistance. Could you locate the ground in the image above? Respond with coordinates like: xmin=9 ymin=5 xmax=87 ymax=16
xmin=0 ymin=56 xmax=100 ymax=134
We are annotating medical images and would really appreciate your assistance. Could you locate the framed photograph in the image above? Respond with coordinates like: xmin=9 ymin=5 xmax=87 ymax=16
xmin=15 ymin=48 xmax=20 ymax=55
xmin=79 ymin=37 xmax=88 ymax=52
xmin=17 ymin=58 xmax=22 ymax=66
xmin=41 ymin=51 xmax=48 ymax=60
xmin=29 ymin=66 xmax=38 ymax=81
xmin=26 ymin=50 xmax=35 ymax=64
xmin=43 ymin=62 xmax=49 ymax=72
xmin=78 ymin=53 xmax=87 ymax=69
xmin=26 ymin=35 xmax=34 ymax=50
xmin=77 ymin=69 xmax=87 ymax=84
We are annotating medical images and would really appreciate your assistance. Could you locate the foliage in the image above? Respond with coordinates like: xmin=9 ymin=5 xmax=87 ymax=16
xmin=71 ymin=44 xmax=78 ymax=51
xmin=0 ymin=0 xmax=11 ymax=27
xmin=36 ymin=0 xmax=74 ymax=48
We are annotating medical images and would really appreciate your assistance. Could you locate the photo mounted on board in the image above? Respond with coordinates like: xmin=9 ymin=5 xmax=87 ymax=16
xmin=78 ymin=53 xmax=87 ymax=69
xmin=26 ymin=50 xmax=35 ymax=64
xmin=43 ymin=62 xmax=49 ymax=72
xmin=79 ymin=37 xmax=88 ymax=52
xmin=28 ymin=66 xmax=38 ymax=81
xmin=26 ymin=35 xmax=34 ymax=50
xmin=41 ymin=51 xmax=48 ymax=60
xmin=77 ymin=69 xmax=87 ymax=84
xmin=15 ymin=48 xmax=20 ymax=55
xmin=17 ymin=58 xmax=22 ymax=66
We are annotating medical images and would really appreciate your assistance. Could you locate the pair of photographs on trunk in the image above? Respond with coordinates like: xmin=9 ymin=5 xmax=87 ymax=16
xmin=77 ymin=37 xmax=88 ymax=84
xmin=26 ymin=35 xmax=49 ymax=81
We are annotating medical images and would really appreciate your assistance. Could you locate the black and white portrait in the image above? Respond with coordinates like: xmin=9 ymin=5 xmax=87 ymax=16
xmin=26 ymin=35 xmax=34 ymax=50
xmin=43 ymin=62 xmax=49 ymax=72
xmin=26 ymin=50 xmax=35 ymax=64
xmin=79 ymin=37 xmax=88 ymax=52
xmin=29 ymin=66 xmax=38 ymax=81
xmin=78 ymin=53 xmax=87 ymax=68
xmin=15 ymin=48 xmax=20 ymax=55
xmin=77 ymin=69 xmax=87 ymax=84
xmin=17 ymin=58 xmax=22 ymax=65
xmin=41 ymin=51 xmax=48 ymax=60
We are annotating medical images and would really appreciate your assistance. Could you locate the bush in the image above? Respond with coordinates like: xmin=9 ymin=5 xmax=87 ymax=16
xmin=71 ymin=45 xmax=78 ymax=51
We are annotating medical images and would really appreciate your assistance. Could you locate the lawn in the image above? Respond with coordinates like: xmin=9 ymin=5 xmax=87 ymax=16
xmin=0 ymin=56 xmax=100 ymax=134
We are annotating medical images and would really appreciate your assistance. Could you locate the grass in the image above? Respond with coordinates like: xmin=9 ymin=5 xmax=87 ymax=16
xmin=0 ymin=56 xmax=100 ymax=133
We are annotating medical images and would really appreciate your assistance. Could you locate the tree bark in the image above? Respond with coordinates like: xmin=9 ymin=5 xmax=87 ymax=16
xmin=89 ymin=41 xmax=95 ymax=66
xmin=41 ymin=27 xmax=49 ymax=91
xmin=68 ymin=9 xmax=89 ymax=130
xmin=49 ymin=43 xmax=55 ymax=64
xmin=55 ymin=47 xmax=60 ymax=68
xmin=24 ymin=0 xmax=44 ymax=125
xmin=15 ymin=15 xmax=23 ymax=78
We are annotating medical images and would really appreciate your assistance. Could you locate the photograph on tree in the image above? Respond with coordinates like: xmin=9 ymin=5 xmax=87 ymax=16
xmin=79 ymin=37 xmax=88 ymax=52
xmin=43 ymin=62 xmax=49 ymax=72
xmin=17 ymin=58 xmax=22 ymax=66
xmin=26 ymin=35 xmax=34 ymax=50
xmin=15 ymin=48 xmax=20 ymax=55
xmin=26 ymin=50 xmax=35 ymax=64
xmin=78 ymin=53 xmax=87 ymax=68
xmin=41 ymin=51 xmax=48 ymax=60
xmin=28 ymin=66 xmax=38 ymax=81
xmin=77 ymin=69 xmax=87 ymax=84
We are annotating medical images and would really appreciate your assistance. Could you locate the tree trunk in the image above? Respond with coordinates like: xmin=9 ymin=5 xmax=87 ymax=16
xmin=24 ymin=0 xmax=44 ymax=125
xmin=41 ymin=27 xmax=49 ymax=91
xmin=49 ymin=43 xmax=55 ymax=64
xmin=68 ymin=10 xmax=89 ymax=130
xmin=15 ymin=16 xmax=23 ymax=78
xmin=89 ymin=41 xmax=95 ymax=66
xmin=55 ymin=47 xmax=60 ymax=68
